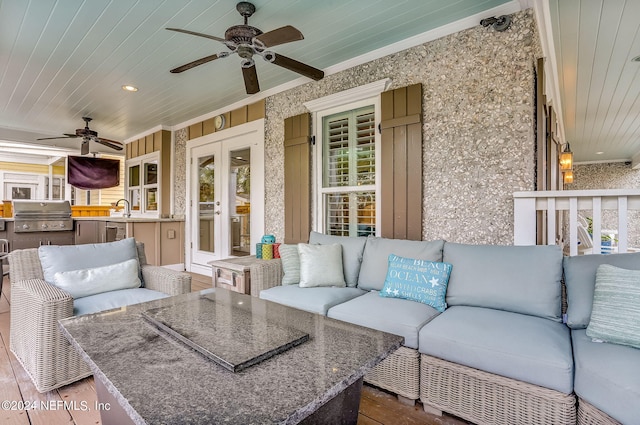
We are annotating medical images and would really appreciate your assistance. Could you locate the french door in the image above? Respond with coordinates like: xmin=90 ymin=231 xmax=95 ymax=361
xmin=187 ymin=121 xmax=264 ymax=274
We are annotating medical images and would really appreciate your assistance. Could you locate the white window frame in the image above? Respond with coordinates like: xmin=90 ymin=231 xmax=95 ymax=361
xmin=304 ymin=79 xmax=391 ymax=235
xmin=125 ymin=151 xmax=160 ymax=217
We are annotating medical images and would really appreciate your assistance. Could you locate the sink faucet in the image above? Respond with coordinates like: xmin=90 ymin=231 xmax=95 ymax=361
xmin=115 ymin=199 xmax=131 ymax=218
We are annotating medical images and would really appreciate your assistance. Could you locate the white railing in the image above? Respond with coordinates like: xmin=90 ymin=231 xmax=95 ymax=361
xmin=514 ymin=189 xmax=640 ymax=255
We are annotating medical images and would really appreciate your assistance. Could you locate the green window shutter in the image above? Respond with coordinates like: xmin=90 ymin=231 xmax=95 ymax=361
xmin=284 ymin=113 xmax=311 ymax=243
xmin=380 ymin=83 xmax=423 ymax=240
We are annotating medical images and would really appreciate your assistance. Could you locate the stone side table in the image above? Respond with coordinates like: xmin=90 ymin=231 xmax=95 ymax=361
xmin=208 ymin=256 xmax=282 ymax=296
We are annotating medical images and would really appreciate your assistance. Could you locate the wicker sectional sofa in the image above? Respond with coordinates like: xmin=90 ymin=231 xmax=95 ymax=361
xmin=8 ymin=238 xmax=192 ymax=393
xmin=256 ymin=232 xmax=640 ymax=425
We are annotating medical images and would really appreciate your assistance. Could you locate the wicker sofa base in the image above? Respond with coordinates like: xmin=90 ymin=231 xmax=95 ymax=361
xmin=577 ymin=399 xmax=621 ymax=425
xmin=420 ymin=354 xmax=576 ymax=425
xmin=364 ymin=346 xmax=420 ymax=401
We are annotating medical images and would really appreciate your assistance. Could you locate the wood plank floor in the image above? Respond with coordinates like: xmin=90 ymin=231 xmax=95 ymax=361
xmin=0 ymin=273 xmax=469 ymax=425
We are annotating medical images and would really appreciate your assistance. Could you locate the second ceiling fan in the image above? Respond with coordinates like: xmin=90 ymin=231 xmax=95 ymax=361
xmin=167 ymin=1 xmax=324 ymax=94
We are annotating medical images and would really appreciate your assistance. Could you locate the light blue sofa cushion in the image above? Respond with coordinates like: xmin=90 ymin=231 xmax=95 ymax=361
xmin=443 ymin=243 xmax=563 ymax=321
xmin=309 ymin=231 xmax=367 ymax=287
xmin=73 ymin=288 xmax=168 ymax=316
xmin=259 ymin=285 xmax=365 ymax=315
xmin=327 ymin=290 xmax=440 ymax=349
xmin=418 ymin=306 xmax=573 ymax=394
xmin=572 ymin=329 xmax=640 ymax=424
xmin=564 ymin=252 xmax=640 ymax=329
xmin=39 ymin=237 xmax=139 ymax=285
xmin=358 ymin=237 xmax=444 ymax=291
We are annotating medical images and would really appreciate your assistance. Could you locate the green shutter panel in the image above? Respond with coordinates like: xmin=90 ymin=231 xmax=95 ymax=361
xmin=380 ymin=84 xmax=423 ymax=240
xmin=284 ymin=113 xmax=311 ymax=243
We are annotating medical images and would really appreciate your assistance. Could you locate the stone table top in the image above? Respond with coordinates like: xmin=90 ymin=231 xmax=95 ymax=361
xmin=59 ymin=289 xmax=403 ymax=425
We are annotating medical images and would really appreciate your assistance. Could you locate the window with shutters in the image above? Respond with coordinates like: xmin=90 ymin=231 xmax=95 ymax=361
xmin=320 ymin=106 xmax=376 ymax=237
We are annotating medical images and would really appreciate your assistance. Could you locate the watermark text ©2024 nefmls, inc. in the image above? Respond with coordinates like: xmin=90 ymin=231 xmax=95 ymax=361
xmin=2 ymin=399 xmax=111 ymax=411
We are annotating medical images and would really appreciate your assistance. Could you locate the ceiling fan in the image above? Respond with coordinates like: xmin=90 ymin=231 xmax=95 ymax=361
xmin=166 ymin=1 xmax=324 ymax=94
xmin=37 ymin=117 xmax=124 ymax=155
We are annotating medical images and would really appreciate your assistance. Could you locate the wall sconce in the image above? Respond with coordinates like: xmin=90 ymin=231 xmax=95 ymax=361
xmin=563 ymin=170 xmax=574 ymax=184
xmin=559 ymin=142 xmax=573 ymax=171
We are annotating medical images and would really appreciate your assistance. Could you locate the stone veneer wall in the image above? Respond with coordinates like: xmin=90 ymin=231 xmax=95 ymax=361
xmin=571 ymin=162 xmax=640 ymax=247
xmin=264 ymin=9 xmax=540 ymax=244
xmin=173 ymin=127 xmax=188 ymax=218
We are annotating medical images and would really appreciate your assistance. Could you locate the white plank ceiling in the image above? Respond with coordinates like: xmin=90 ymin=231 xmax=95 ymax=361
xmin=7 ymin=0 xmax=639 ymax=164
xmin=0 ymin=0 xmax=515 ymax=155
xmin=549 ymin=0 xmax=640 ymax=163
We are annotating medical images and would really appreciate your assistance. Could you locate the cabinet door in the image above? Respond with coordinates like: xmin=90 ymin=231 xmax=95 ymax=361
xmin=75 ymin=221 xmax=99 ymax=245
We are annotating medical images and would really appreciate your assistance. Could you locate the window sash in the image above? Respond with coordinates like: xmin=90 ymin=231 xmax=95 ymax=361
xmin=320 ymin=105 xmax=376 ymax=237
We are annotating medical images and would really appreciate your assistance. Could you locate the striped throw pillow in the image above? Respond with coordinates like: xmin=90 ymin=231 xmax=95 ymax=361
xmin=586 ymin=264 xmax=640 ymax=349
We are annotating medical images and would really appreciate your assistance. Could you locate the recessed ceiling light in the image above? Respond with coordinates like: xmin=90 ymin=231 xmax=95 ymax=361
xmin=596 ymin=151 xmax=604 ymax=155
xmin=122 ymin=85 xmax=138 ymax=92
xmin=632 ymin=55 xmax=640 ymax=62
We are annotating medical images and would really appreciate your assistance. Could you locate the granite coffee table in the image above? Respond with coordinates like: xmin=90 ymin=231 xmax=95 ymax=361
xmin=59 ymin=288 xmax=403 ymax=425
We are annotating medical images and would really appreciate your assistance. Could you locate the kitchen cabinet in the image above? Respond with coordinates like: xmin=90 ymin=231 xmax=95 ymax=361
xmin=74 ymin=220 xmax=107 ymax=245
xmin=125 ymin=220 xmax=184 ymax=267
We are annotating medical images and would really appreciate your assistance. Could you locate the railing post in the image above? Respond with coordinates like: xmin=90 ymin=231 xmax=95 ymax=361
xmin=514 ymin=196 xmax=537 ymax=245
xmin=619 ymin=196 xmax=628 ymax=252
xmin=569 ymin=198 xmax=578 ymax=256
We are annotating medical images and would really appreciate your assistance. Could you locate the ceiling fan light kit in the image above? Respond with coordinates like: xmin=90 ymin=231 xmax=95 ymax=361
xmin=167 ymin=1 xmax=323 ymax=94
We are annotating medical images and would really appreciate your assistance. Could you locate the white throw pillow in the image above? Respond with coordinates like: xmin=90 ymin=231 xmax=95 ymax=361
xmin=52 ymin=258 xmax=141 ymax=299
xmin=298 ymin=243 xmax=346 ymax=288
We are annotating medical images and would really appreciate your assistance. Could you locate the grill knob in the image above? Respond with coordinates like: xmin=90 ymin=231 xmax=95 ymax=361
xmin=41 ymin=223 xmax=48 ymax=229
xmin=22 ymin=224 xmax=29 ymax=230
xmin=59 ymin=223 xmax=65 ymax=228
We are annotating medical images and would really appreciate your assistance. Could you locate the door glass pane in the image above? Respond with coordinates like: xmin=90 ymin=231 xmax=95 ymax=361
xmin=230 ymin=148 xmax=250 ymax=256
xmin=198 ymin=155 xmax=216 ymax=253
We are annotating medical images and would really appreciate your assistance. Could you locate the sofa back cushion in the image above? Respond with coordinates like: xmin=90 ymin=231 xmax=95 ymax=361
xmin=39 ymin=237 xmax=140 ymax=285
xmin=357 ymin=237 xmax=444 ymax=291
xmin=564 ymin=252 xmax=640 ymax=329
xmin=444 ymin=243 xmax=563 ymax=321
xmin=309 ymin=231 xmax=366 ymax=288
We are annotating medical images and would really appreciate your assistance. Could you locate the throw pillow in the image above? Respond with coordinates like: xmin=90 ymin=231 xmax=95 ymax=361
xmin=380 ymin=254 xmax=453 ymax=312
xmin=298 ymin=243 xmax=346 ymax=288
xmin=308 ymin=231 xmax=366 ymax=288
xmin=586 ymin=264 xmax=640 ymax=349
xmin=52 ymin=258 xmax=141 ymax=299
xmin=278 ymin=244 xmax=301 ymax=285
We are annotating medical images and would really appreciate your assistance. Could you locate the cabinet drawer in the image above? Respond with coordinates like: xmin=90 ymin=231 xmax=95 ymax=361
xmin=213 ymin=267 xmax=250 ymax=294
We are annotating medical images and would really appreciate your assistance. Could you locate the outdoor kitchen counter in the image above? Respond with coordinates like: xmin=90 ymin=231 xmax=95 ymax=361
xmin=72 ymin=217 xmax=184 ymax=222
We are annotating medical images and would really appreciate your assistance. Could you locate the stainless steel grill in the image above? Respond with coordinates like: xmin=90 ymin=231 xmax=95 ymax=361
xmin=12 ymin=200 xmax=73 ymax=233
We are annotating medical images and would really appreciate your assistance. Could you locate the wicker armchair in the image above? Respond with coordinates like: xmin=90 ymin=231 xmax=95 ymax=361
xmin=8 ymin=242 xmax=191 ymax=393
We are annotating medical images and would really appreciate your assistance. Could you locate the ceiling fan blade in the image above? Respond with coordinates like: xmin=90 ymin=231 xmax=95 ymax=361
xmin=95 ymin=138 xmax=124 ymax=151
xmin=170 ymin=53 xmax=222 ymax=73
xmin=242 ymin=60 xmax=260 ymax=95
xmin=36 ymin=135 xmax=75 ymax=141
xmin=253 ymin=25 xmax=303 ymax=48
xmin=166 ymin=28 xmax=226 ymax=43
xmin=81 ymin=140 xmax=89 ymax=155
xmin=267 ymin=53 xmax=324 ymax=81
